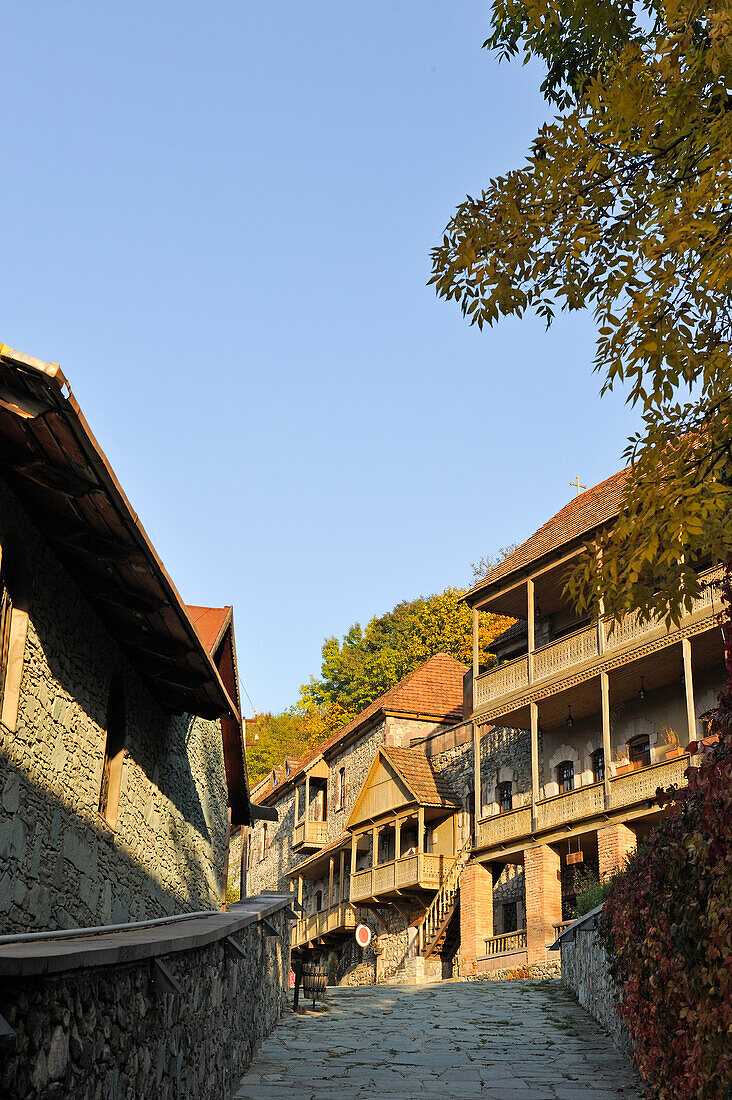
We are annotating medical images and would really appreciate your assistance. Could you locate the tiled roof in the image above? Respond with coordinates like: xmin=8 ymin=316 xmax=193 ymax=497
xmin=492 ymin=618 xmax=527 ymax=647
xmin=253 ymin=653 xmax=468 ymax=801
xmin=466 ymin=469 xmax=629 ymax=601
xmin=287 ymin=833 xmax=351 ymax=878
xmin=186 ymin=605 xmax=232 ymax=655
xmin=380 ymin=745 xmax=461 ymax=808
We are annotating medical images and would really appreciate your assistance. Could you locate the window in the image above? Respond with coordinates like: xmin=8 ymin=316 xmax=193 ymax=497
xmin=497 ymin=781 xmax=513 ymax=814
xmin=629 ymin=736 xmax=651 ymax=770
xmin=503 ymin=901 xmax=518 ymax=934
xmin=259 ymin=824 xmax=268 ymax=861
xmin=315 ymin=890 xmax=323 ymax=912
xmin=556 ymin=760 xmax=574 ymax=794
xmin=98 ymin=678 xmax=126 ymax=829
xmin=591 ymin=749 xmax=605 ymax=784
xmin=336 ymin=767 xmax=346 ymax=811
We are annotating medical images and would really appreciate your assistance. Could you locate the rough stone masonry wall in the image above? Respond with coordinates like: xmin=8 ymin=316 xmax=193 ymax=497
xmin=561 ymin=924 xmax=633 ymax=1058
xmin=0 ymin=903 xmax=290 ymax=1100
xmin=0 ymin=478 xmax=228 ymax=933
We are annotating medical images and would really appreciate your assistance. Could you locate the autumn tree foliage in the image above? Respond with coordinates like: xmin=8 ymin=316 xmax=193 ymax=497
xmin=598 ymin=563 xmax=732 ymax=1099
xmin=299 ymin=586 xmax=510 ymax=721
xmin=247 ymin=587 xmax=510 ymax=784
xmin=431 ymin=0 xmax=732 ymax=625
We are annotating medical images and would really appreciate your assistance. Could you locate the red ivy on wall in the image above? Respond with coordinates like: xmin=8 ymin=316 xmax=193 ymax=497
xmin=599 ymin=557 xmax=732 ymax=1100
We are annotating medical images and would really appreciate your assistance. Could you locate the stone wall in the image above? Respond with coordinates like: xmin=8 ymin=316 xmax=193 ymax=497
xmin=0 ymin=896 xmax=290 ymax=1100
xmin=0 ymin=479 xmax=229 ymax=934
xmin=560 ymin=919 xmax=633 ymax=1057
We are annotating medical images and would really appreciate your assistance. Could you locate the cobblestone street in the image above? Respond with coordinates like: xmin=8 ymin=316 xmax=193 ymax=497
xmin=234 ymin=980 xmax=646 ymax=1100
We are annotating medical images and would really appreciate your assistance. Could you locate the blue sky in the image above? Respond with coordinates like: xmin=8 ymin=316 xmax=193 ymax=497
xmin=1 ymin=3 xmax=639 ymax=713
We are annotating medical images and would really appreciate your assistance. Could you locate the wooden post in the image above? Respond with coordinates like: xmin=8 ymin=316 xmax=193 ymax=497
xmin=472 ymin=607 xmax=479 ymax=678
xmin=328 ymin=856 xmax=334 ymax=909
xmin=297 ymin=874 xmax=303 ymax=911
xmin=601 ymin=671 xmax=612 ymax=809
xmin=417 ymin=806 xmax=424 ymax=853
xmin=239 ymin=825 xmax=247 ymax=900
xmin=294 ymin=783 xmax=300 ymax=821
xmin=530 ymin=703 xmax=539 ymax=830
xmin=597 ymin=594 xmax=606 ymax=655
xmin=682 ymin=637 xmax=696 ymax=744
xmin=472 ymin=719 xmax=481 ymax=844
xmin=221 ymin=807 xmax=232 ymax=910
xmin=304 ymin=774 xmax=310 ymax=822
xmin=339 ymin=848 xmax=345 ymax=905
xmin=527 ymin=578 xmax=535 ymax=685
xmin=371 ymin=825 xmax=378 ymax=867
xmin=395 ymin=816 xmax=402 ymax=862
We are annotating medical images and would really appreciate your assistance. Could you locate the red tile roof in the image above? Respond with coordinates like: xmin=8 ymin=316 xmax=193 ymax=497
xmin=186 ymin=605 xmax=232 ymax=655
xmin=252 ymin=653 xmax=468 ymax=802
xmin=380 ymin=745 xmax=461 ymax=808
xmin=466 ymin=468 xmax=629 ymax=602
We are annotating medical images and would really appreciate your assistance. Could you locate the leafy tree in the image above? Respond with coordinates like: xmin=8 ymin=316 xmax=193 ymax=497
xmin=301 ymin=586 xmax=511 ymax=721
xmin=430 ymin=0 xmax=732 ymax=624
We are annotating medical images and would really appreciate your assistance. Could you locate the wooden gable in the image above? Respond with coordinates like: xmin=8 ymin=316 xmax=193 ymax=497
xmin=347 ymin=750 xmax=416 ymax=830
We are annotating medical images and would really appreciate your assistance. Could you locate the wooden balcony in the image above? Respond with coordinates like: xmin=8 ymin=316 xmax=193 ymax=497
xmin=291 ymin=901 xmax=358 ymax=949
xmin=474 ymin=567 xmax=721 ymax=718
xmin=476 ymin=755 xmax=689 ymax=856
xmin=292 ymin=819 xmax=327 ymax=852
xmin=350 ymin=853 xmax=446 ymax=903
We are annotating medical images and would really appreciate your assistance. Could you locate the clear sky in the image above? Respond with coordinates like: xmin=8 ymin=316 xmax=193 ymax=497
xmin=2 ymin=3 xmax=640 ymax=714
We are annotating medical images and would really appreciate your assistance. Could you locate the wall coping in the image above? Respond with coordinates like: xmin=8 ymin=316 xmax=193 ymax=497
xmin=550 ymin=901 xmax=605 ymax=951
xmin=0 ymin=894 xmax=293 ymax=977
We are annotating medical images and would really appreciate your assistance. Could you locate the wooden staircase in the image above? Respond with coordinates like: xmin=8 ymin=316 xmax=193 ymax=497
xmin=416 ymin=836 xmax=472 ymax=959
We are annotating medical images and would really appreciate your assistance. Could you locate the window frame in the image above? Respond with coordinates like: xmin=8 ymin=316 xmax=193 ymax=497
xmin=556 ymin=760 xmax=575 ymax=794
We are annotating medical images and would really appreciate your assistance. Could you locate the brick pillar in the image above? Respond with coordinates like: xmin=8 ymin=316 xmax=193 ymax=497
xmin=524 ymin=844 xmax=562 ymax=966
xmin=597 ymin=823 xmax=636 ymax=880
xmin=459 ymin=862 xmax=494 ymax=975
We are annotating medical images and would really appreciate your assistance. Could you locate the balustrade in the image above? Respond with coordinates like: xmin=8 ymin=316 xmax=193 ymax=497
xmin=291 ymin=901 xmax=358 ymax=949
xmin=482 ymin=929 xmax=527 ymax=957
xmin=350 ymin=853 xmax=449 ymax=902
xmin=473 ymin=567 xmax=721 ymax=710
xmin=292 ymin=819 xmax=327 ymax=850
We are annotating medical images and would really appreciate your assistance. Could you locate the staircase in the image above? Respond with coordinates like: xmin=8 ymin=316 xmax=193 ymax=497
xmin=415 ymin=836 xmax=472 ymax=959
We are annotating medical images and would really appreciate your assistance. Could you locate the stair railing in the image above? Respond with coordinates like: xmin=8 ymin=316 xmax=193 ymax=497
xmin=416 ymin=835 xmax=473 ymax=956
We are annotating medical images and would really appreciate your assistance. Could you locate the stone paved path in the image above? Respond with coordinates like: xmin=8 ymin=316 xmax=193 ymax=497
xmin=234 ymin=979 xmax=647 ymax=1099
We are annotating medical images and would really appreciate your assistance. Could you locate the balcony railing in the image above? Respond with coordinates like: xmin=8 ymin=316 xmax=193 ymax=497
xmin=351 ymin=853 xmax=446 ymax=903
xmin=291 ymin=901 xmax=358 ymax=949
xmin=474 ymin=566 xmax=721 ymax=712
xmin=482 ymin=929 xmax=527 ymax=958
xmin=476 ymin=755 xmax=689 ymax=853
xmin=292 ymin=819 xmax=328 ymax=850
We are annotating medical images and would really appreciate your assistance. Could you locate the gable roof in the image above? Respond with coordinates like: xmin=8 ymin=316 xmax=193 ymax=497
xmin=380 ymin=745 xmax=461 ymax=808
xmin=346 ymin=744 xmax=461 ymax=830
xmin=252 ymin=653 xmax=468 ymax=802
xmin=465 ymin=469 xmax=629 ymax=604
xmin=187 ymin=605 xmax=232 ymax=655
xmin=0 ymin=343 xmax=238 ymax=721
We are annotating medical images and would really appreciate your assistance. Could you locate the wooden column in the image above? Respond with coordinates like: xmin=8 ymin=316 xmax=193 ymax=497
xmin=601 ymin=671 xmax=612 ymax=809
xmin=328 ymin=856 xmax=334 ymax=908
xmin=351 ymin=832 xmax=358 ymax=893
xmin=530 ymin=702 xmax=539 ymax=830
xmin=473 ymin=719 xmax=481 ymax=843
xmin=297 ymin=874 xmax=303 ymax=910
xmin=527 ymin=578 xmax=535 ymax=685
xmin=339 ymin=849 xmax=345 ymax=904
xmin=682 ymin=637 xmax=696 ymax=744
xmin=472 ymin=607 xmax=479 ymax=678
xmin=597 ymin=594 xmax=606 ymax=655
xmin=304 ymin=774 xmax=310 ymax=821
xmin=395 ymin=816 xmax=402 ymax=861
xmin=294 ymin=783 xmax=300 ymax=821
xmin=220 ymin=807 xmax=232 ymax=910
xmin=371 ymin=825 xmax=378 ymax=867
xmin=417 ymin=806 xmax=424 ymax=853
xmin=239 ymin=825 xmax=247 ymax=900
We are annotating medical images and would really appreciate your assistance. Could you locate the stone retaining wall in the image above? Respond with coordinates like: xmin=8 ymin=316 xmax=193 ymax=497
xmin=560 ymin=921 xmax=633 ymax=1057
xmin=0 ymin=896 xmax=291 ymax=1100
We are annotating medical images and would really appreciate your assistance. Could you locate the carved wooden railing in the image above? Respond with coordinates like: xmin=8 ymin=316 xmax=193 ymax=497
xmin=292 ymin=819 xmax=327 ymax=850
xmin=476 ymin=755 xmax=690 ymax=853
xmin=474 ymin=566 xmax=722 ymax=710
xmin=291 ymin=901 xmax=358 ymax=949
xmin=482 ymin=929 xmax=527 ymax=957
xmin=416 ymin=837 xmax=473 ymax=956
xmin=351 ymin=853 xmax=444 ymax=903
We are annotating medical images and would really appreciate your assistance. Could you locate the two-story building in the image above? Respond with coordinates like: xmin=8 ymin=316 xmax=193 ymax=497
xmin=461 ymin=471 xmax=726 ymax=974
xmin=0 ymin=343 xmax=259 ymax=932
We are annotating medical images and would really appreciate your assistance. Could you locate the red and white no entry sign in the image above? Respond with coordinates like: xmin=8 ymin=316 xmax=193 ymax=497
xmin=355 ymin=923 xmax=372 ymax=948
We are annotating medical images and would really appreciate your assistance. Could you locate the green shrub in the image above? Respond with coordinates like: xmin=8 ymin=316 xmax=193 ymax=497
xmin=571 ymin=869 xmax=617 ymax=919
